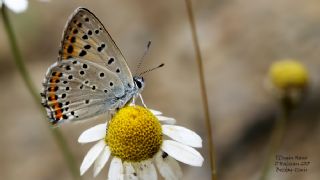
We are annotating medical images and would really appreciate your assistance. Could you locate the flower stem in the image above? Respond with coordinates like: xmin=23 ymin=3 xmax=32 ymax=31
xmin=260 ymin=96 xmax=291 ymax=180
xmin=1 ymin=6 xmax=81 ymax=180
xmin=184 ymin=0 xmax=217 ymax=179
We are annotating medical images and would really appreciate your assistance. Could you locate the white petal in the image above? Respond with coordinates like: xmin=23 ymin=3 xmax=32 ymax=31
xmin=78 ymin=123 xmax=106 ymax=143
xmin=4 ymin=0 xmax=28 ymax=13
xmin=155 ymin=151 xmax=183 ymax=180
xmin=133 ymin=161 xmax=157 ymax=180
xmin=123 ymin=162 xmax=138 ymax=180
xmin=150 ymin=109 xmax=162 ymax=116
xmin=157 ymin=116 xmax=176 ymax=124
xmin=80 ymin=140 xmax=105 ymax=175
xmin=108 ymin=157 xmax=124 ymax=180
xmin=93 ymin=146 xmax=111 ymax=177
xmin=162 ymin=125 xmax=202 ymax=148
xmin=162 ymin=140 xmax=204 ymax=167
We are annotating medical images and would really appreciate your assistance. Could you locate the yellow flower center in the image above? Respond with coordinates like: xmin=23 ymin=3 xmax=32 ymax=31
xmin=106 ymin=105 xmax=162 ymax=162
xmin=269 ymin=59 xmax=309 ymax=90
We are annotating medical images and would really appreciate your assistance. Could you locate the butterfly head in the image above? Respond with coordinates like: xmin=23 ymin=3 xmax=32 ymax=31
xmin=133 ymin=76 xmax=145 ymax=91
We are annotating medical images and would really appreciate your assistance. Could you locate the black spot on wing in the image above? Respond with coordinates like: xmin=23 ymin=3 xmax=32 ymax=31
xmin=79 ymin=50 xmax=87 ymax=57
xmin=84 ymin=45 xmax=91 ymax=49
xmin=67 ymin=45 xmax=73 ymax=53
xmin=108 ymin=57 xmax=114 ymax=65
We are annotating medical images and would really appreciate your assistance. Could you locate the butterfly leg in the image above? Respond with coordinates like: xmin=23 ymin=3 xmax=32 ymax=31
xmin=106 ymin=109 xmax=114 ymax=121
xmin=139 ymin=94 xmax=147 ymax=108
xmin=131 ymin=96 xmax=136 ymax=105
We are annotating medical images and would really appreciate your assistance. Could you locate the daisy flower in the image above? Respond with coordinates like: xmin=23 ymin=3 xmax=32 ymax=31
xmin=0 ymin=0 xmax=28 ymax=13
xmin=0 ymin=0 xmax=50 ymax=13
xmin=78 ymin=105 xmax=204 ymax=179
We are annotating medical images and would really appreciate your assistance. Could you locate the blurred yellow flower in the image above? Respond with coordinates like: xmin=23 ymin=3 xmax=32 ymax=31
xmin=269 ymin=59 xmax=309 ymax=90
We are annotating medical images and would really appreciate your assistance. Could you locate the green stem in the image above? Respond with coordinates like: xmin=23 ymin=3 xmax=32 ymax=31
xmin=184 ymin=0 xmax=217 ymax=179
xmin=260 ymin=97 xmax=291 ymax=180
xmin=1 ymin=6 xmax=81 ymax=180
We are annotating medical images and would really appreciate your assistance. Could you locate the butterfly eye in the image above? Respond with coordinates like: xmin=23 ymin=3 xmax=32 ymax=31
xmin=136 ymin=80 xmax=142 ymax=89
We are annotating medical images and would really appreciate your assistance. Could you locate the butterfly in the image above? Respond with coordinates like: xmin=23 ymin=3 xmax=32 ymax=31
xmin=41 ymin=7 xmax=146 ymax=126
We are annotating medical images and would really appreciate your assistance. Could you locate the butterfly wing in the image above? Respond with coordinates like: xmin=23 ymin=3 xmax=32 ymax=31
xmin=41 ymin=8 xmax=138 ymax=125
xmin=42 ymin=58 xmax=125 ymax=125
xmin=59 ymin=7 xmax=135 ymax=89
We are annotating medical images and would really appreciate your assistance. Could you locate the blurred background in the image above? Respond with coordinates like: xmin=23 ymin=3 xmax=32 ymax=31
xmin=0 ymin=0 xmax=319 ymax=179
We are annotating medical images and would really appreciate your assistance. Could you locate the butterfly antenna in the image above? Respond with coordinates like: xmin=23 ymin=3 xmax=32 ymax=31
xmin=139 ymin=63 xmax=164 ymax=76
xmin=135 ymin=40 xmax=152 ymax=76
